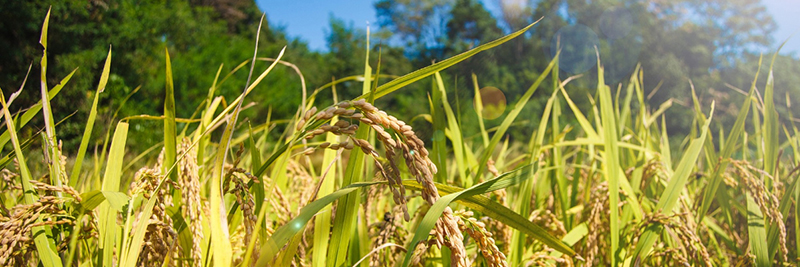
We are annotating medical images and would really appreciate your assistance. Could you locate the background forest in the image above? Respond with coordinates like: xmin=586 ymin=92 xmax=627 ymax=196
xmin=2 ymin=0 xmax=798 ymax=153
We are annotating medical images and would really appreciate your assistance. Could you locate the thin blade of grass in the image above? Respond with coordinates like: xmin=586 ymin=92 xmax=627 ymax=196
xmin=435 ymin=72 xmax=466 ymax=184
xmin=550 ymin=97 xmax=571 ymax=229
xmin=70 ymin=47 xmax=111 ymax=186
xmin=618 ymin=65 xmax=640 ymax=133
xmin=430 ymin=76 xmax=449 ymax=183
xmin=99 ymin=122 xmax=128 ymax=267
xmin=472 ymin=74 xmax=489 ymax=148
xmin=357 ymin=20 xmax=540 ymax=101
xmin=596 ymin=62 xmax=622 ymax=265
xmin=163 ymin=48 xmax=178 ymax=182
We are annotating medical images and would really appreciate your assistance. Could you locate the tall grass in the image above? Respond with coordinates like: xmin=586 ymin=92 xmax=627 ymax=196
xmin=1 ymin=9 xmax=798 ymax=267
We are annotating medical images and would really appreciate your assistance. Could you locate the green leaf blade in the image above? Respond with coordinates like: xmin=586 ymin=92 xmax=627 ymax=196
xmin=70 ymin=47 xmax=112 ymax=186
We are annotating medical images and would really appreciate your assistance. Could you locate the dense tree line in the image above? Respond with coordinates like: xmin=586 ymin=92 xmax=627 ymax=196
xmin=377 ymin=0 xmax=800 ymax=142
xmin=1 ymin=0 xmax=798 ymax=152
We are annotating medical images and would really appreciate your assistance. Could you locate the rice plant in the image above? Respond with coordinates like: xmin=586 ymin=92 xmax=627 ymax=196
xmin=2 ymin=8 xmax=799 ymax=267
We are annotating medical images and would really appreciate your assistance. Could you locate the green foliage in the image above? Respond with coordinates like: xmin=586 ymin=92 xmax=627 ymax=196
xmin=2 ymin=2 xmax=800 ymax=267
xmin=4 ymin=0 xmax=796 ymax=156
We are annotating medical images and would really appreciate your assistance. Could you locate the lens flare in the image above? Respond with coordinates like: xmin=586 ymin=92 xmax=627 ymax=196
xmin=551 ymin=24 xmax=600 ymax=74
xmin=475 ymin=86 xmax=507 ymax=120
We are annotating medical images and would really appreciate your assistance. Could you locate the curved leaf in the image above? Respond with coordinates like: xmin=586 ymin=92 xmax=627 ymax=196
xmin=400 ymin=164 xmax=576 ymax=266
xmin=358 ymin=20 xmax=541 ymax=101
xmin=255 ymin=181 xmax=384 ymax=266
xmin=402 ymin=180 xmax=577 ymax=257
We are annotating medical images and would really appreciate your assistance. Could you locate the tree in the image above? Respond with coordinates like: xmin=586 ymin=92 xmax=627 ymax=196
xmin=0 ymin=0 xmax=318 ymax=151
xmin=375 ymin=0 xmax=453 ymax=60
xmin=446 ymin=0 xmax=503 ymax=52
xmin=501 ymin=0 xmax=778 ymax=133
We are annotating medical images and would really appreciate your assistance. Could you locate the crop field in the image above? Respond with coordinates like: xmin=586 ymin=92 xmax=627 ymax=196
xmin=1 ymin=8 xmax=799 ymax=267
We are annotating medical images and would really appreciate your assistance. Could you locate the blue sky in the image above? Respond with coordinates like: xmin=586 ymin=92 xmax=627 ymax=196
xmin=256 ymin=0 xmax=800 ymax=57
